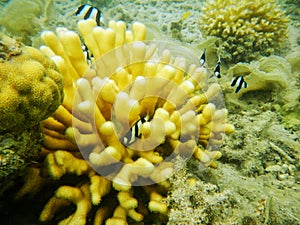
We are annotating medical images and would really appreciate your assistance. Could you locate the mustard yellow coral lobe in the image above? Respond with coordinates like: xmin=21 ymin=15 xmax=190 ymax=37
xmin=0 ymin=36 xmax=64 ymax=132
xmin=17 ymin=18 xmax=234 ymax=225
xmin=200 ymin=0 xmax=289 ymax=62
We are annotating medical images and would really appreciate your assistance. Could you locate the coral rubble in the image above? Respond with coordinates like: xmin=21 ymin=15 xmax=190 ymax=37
xmin=199 ymin=0 xmax=289 ymax=63
xmin=166 ymin=110 xmax=300 ymax=225
xmin=17 ymin=19 xmax=234 ymax=224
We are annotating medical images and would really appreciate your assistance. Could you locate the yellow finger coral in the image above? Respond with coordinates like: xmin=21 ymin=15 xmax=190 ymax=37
xmin=199 ymin=0 xmax=289 ymax=63
xmin=18 ymin=18 xmax=234 ymax=224
xmin=0 ymin=35 xmax=64 ymax=132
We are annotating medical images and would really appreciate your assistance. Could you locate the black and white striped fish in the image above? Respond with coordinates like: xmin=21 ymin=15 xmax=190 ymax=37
xmin=231 ymin=76 xmax=247 ymax=93
xmin=121 ymin=117 xmax=148 ymax=146
xmin=199 ymin=50 xmax=222 ymax=78
xmin=81 ymin=44 xmax=92 ymax=64
xmin=199 ymin=49 xmax=206 ymax=66
xmin=213 ymin=56 xmax=221 ymax=78
xmin=75 ymin=4 xmax=104 ymax=26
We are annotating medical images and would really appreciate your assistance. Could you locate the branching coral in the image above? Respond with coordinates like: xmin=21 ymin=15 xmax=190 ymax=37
xmin=0 ymin=35 xmax=64 ymax=132
xmin=18 ymin=19 xmax=234 ymax=224
xmin=199 ymin=0 xmax=289 ymax=63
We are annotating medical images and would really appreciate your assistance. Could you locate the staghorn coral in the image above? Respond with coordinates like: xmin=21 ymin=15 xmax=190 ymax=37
xmin=0 ymin=35 xmax=64 ymax=132
xmin=18 ymin=19 xmax=234 ymax=224
xmin=199 ymin=0 xmax=289 ymax=63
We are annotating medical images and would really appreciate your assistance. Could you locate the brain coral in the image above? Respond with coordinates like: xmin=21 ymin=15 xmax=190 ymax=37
xmin=199 ymin=0 xmax=289 ymax=63
xmin=0 ymin=35 xmax=64 ymax=132
xmin=17 ymin=19 xmax=234 ymax=224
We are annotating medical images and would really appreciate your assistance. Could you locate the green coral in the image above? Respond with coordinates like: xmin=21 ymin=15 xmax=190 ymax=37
xmin=0 ymin=0 xmax=59 ymax=45
xmin=227 ymin=56 xmax=289 ymax=93
xmin=0 ymin=0 xmax=44 ymax=44
xmin=225 ymin=54 xmax=300 ymax=128
xmin=0 ymin=35 xmax=64 ymax=132
xmin=199 ymin=0 xmax=289 ymax=63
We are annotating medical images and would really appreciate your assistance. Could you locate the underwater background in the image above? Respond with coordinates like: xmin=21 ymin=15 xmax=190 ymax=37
xmin=0 ymin=0 xmax=299 ymax=224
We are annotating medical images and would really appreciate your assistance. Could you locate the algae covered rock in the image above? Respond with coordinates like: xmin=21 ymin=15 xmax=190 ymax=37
xmin=0 ymin=35 xmax=64 ymax=132
xmin=0 ymin=125 xmax=42 ymax=194
xmin=199 ymin=0 xmax=289 ymax=63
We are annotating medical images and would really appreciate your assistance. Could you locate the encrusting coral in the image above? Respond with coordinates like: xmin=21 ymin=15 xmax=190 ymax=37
xmin=17 ymin=18 xmax=234 ymax=224
xmin=199 ymin=0 xmax=289 ymax=63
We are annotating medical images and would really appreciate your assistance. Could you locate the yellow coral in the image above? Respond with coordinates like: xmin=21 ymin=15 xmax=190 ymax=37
xmin=199 ymin=0 xmax=289 ymax=62
xmin=18 ymin=18 xmax=234 ymax=224
xmin=0 ymin=36 xmax=64 ymax=132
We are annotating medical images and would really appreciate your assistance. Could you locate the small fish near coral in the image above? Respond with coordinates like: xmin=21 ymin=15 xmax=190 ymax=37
xmin=231 ymin=76 xmax=247 ymax=93
xmin=76 ymin=4 xmax=105 ymax=64
xmin=181 ymin=11 xmax=191 ymax=20
xmin=199 ymin=50 xmax=248 ymax=93
xmin=81 ymin=44 xmax=93 ymax=64
xmin=121 ymin=116 xmax=149 ymax=146
xmin=213 ymin=56 xmax=221 ymax=78
xmin=199 ymin=50 xmax=222 ymax=78
xmin=75 ymin=4 xmax=104 ymax=26
xmin=199 ymin=49 xmax=206 ymax=66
